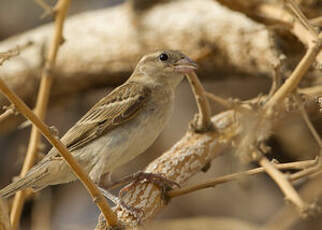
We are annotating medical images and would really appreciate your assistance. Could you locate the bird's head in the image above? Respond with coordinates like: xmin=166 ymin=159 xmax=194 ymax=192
xmin=131 ymin=50 xmax=198 ymax=88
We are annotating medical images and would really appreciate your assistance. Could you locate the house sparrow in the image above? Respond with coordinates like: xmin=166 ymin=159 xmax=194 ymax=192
xmin=0 ymin=50 xmax=197 ymax=198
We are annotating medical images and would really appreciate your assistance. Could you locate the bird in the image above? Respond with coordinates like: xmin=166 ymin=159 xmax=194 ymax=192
xmin=0 ymin=50 xmax=198 ymax=198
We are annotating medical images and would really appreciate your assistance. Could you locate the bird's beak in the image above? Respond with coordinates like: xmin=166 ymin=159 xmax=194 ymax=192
xmin=174 ymin=57 xmax=198 ymax=73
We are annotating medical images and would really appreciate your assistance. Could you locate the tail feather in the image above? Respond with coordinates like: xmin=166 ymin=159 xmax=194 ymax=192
xmin=0 ymin=166 xmax=47 ymax=199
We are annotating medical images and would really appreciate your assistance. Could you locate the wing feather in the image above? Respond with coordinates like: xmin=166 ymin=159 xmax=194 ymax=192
xmin=51 ymin=81 xmax=151 ymax=154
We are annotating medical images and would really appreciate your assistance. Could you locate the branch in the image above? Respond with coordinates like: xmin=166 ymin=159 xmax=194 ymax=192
xmin=0 ymin=198 xmax=11 ymax=230
xmin=216 ymin=0 xmax=322 ymax=68
xmin=167 ymin=159 xmax=318 ymax=198
xmin=185 ymin=72 xmax=212 ymax=132
xmin=295 ymin=94 xmax=322 ymax=150
xmin=0 ymin=41 xmax=33 ymax=66
xmin=263 ymin=173 xmax=322 ymax=230
xmin=0 ymin=74 xmax=118 ymax=228
xmin=96 ymin=111 xmax=236 ymax=229
xmin=0 ymin=0 xmax=281 ymax=132
xmin=258 ymin=155 xmax=308 ymax=214
xmin=0 ymin=105 xmax=17 ymax=123
xmin=9 ymin=0 xmax=71 ymax=228
xmin=263 ymin=2 xmax=322 ymax=112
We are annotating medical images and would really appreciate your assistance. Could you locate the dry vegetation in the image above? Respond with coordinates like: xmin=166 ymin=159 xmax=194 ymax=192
xmin=0 ymin=0 xmax=321 ymax=229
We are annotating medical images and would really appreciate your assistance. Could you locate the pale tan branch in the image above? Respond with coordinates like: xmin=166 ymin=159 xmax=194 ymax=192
xmin=96 ymin=111 xmax=236 ymax=229
xmin=34 ymin=0 xmax=54 ymax=18
xmin=263 ymin=174 xmax=322 ymax=230
xmin=205 ymin=91 xmax=232 ymax=109
xmin=259 ymin=155 xmax=307 ymax=214
xmin=9 ymin=1 xmax=71 ymax=228
xmin=295 ymin=94 xmax=322 ymax=150
xmin=217 ymin=0 xmax=322 ymax=67
xmin=0 ymin=41 xmax=33 ymax=66
xmin=0 ymin=75 xmax=118 ymax=227
xmin=263 ymin=0 xmax=322 ymax=110
xmin=0 ymin=105 xmax=17 ymax=123
xmin=284 ymin=0 xmax=318 ymax=41
xmin=0 ymin=198 xmax=11 ymax=230
xmin=168 ymin=159 xmax=317 ymax=198
xmin=264 ymin=38 xmax=322 ymax=111
xmin=0 ymin=0 xmax=280 ymax=133
xmin=185 ymin=72 xmax=212 ymax=131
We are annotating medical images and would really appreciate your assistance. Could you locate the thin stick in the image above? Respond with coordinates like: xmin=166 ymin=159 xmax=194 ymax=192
xmin=264 ymin=41 xmax=322 ymax=111
xmin=0 ymin=41 xmax=33 ymax=66
xmin=205 ymin=92 xmax=232 ymax=108
xmin=295 ymin=95 xmax=322 ymax=150
xmin=34 ymin=0 xmax=54 ymax=18
xmin=289 ymin=165 xmax=321 ymax=181
xmin=263 ymin=0 xmax=321 ymax=111
xmin=0 ymin=76 xmax=118 ymax=227
xmin=284 ymin=0 xmax=318 ymax=40
xmin=168 ymin=159 xmax=317 ymax=198
xmin=259 ymin=156 xmax=306 ymax=212
xmin=185 ymin=72 xmax=212 ymax=131
xmin=0 ymin=198 xmax=11 ymax=230
xmin=10 ymin=1 xmax=70 ymax=229
xmin=0 ymin=105 xmax=16 ymax=123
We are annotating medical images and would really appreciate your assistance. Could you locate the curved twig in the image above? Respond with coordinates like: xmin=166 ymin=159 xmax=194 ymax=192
xmin=0 ymin=76 xmax=118 ymax=228
xmin=185 ymin=72 xmax=212 ymax=132
xmin=9 ymin=1 xmax=71 ymax=228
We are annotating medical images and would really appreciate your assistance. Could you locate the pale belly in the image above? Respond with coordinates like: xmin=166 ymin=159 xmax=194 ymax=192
xmin=73 ymin=88 xmax=175 ymax=180
xmin=103 ymin=96 xmax=174 ymax=172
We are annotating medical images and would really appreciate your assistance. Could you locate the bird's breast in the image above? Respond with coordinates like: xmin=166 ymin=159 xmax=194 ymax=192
xmin=103 ymin=87 xmax=175 ymax=170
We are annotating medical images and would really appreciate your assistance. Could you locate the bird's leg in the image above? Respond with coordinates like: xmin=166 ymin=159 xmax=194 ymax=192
xmin=99 ymin=182 xmax=145 ymax=222
xmin=100 ymin=173 xmax=134 ymax=190
xmin=98 ymin=186 xmax=120 ymax=205
xmin=119 ymin=171 xmax=180 ymax=202
xmin=108 ymin=171 xmax=180 ymax=222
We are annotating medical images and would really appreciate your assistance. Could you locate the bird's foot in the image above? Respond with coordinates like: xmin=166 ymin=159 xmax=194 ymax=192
xmin=119 ymin=171 xmax=180 ymax=203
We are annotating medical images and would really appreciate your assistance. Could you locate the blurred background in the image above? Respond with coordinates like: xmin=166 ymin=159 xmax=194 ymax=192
xmin=0 ymin=0 xmax=321 ymax=230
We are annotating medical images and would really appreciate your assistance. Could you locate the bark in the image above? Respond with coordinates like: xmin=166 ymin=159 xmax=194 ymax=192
xmin=0 ymin=0 xmax=279 ymax=114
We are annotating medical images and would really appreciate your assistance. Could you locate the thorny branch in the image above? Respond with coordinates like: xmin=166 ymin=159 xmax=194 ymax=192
xmin=9 ymin=1 xmax=71 ymax=229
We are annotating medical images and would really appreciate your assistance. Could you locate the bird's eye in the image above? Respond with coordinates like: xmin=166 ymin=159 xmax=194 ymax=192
xmin=159 ymin=53 xmax=168 ymax=61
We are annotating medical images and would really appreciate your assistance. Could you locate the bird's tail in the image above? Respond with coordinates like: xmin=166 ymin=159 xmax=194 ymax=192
xmin=0 ymin=166 xmax=47 ymax=199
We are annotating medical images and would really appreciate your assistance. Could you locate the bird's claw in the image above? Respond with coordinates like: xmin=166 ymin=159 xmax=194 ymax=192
xmin=119 ymin=171 xmax=180 ymax=202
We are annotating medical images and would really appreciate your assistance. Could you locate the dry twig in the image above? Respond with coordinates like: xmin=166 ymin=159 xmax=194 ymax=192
xmin=0 ymin=42 xmax=33 ymax=66
xmin=0 ymin=0 xmax=280 ymax=133
xmin=185 ymin=72 xmax=212 ymax=131
xmin=96 ymin=111 xmax=235 ymax=229
xmin=0 ymin=105 xmax=17 ymax=123
xmin=168 ymin=159 xmax=318 ymax=198
xmin=0 ymin=198 xmax=11 ymax=230
xmin=9 ymin=1 xmax=71 ymax=228
xmin=0 ymin=75 xmax=118 ymax=227
xmin=258 ymin=155 xmax=307 ymax=214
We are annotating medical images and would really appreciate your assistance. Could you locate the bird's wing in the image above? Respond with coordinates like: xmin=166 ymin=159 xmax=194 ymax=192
xmin=52 ymin=81 xmax=151 ymax=154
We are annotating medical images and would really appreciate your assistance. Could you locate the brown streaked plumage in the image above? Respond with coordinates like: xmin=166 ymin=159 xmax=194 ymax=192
xmin=0 ymin=50 xmax=197 ymax=198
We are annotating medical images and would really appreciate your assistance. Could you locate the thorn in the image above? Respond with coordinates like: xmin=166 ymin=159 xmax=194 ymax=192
xmin=49 ymin=125 xmax=59 ymax=138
